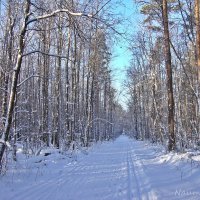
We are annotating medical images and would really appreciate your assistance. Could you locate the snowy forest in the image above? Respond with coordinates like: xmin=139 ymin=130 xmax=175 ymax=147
xmin=126 ymin=0 xmax=200 ymax=151
xmin=1 ymin=0 xmax=200 ymax=199
xmin=0 ymin=0 xmax=124 ymax=168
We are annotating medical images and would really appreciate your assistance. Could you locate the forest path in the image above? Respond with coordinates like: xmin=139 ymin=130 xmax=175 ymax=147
xmin=1 ymin=135 xmax=200 ymax=200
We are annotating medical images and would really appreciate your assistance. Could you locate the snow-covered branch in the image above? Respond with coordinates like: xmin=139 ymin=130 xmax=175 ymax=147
xmin=17 ymin=75 xmax=49 ymax=87
xmin=0 ymin=139 xmax=11 ymax=148
xmin=27 ymin=9 xmax=93 ymax=25
xmin=0 ymin=88 xmax=8 ymax=93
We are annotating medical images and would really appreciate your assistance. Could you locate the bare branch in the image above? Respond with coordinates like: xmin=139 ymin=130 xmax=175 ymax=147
xmin=22 ymin=50 xmax=73 ymax=61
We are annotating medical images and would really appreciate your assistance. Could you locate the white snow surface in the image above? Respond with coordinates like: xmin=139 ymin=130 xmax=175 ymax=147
xmin=1 ymin=135 xmax=200 ymax=200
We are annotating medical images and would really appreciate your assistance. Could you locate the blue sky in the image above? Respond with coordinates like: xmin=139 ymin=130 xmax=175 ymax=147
xmin=110 ymin=0 xmax=141 ymax=108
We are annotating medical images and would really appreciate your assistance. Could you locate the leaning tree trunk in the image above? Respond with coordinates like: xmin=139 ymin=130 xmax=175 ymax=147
xmin=0 ymin=0 xmax=30 ymax=167
xmin=162 ymin=0 xmax=176 ymax=151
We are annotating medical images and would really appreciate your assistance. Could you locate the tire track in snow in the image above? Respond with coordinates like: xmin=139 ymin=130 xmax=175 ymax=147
xmin=128 ymin=141 xmax=158 ymax=200
xmin=127 ymin=145 xmax=142 ymax=200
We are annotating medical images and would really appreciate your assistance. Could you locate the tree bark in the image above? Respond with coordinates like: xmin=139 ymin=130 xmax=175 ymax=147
xmin=162 ymin=0 xmax=176 ymax=151
xmin=195 ymin=0 xmax=200 ymax=82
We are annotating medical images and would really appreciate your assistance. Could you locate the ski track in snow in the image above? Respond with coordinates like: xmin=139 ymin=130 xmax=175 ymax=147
xmin=1 ymin=135 xmax=200 ymax=200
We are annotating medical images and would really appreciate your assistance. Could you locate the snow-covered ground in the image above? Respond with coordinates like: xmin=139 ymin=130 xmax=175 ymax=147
xmin=1 ymin=135 xmax=200 ymax=200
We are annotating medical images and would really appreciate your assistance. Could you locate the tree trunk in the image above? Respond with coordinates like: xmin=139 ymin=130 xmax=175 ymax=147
xmin=0 ymin=0 xmax=30 ymax=167
xmin=195 ymin=0 xmax=200 ymax=82
xmin=162 ymin=0 xmax=176 ymax=151
xmin=195 ymin=0 xmax=200 ymax=136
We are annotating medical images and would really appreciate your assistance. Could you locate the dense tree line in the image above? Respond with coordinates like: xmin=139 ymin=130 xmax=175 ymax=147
xmin=126 ymin=0 xmax=200 ymax=151
xmin=2 ymin=0 xmax=199 ymax=174
xmin=0 ymin=0 xmax=123 ymax=170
